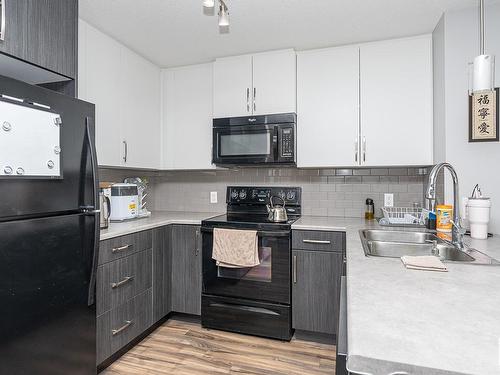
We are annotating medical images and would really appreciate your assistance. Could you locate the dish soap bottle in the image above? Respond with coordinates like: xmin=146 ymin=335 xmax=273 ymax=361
xmin=365 ymin=198 xmax=375 ymax=220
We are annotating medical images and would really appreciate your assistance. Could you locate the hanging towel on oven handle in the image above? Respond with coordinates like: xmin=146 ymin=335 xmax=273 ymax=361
xmin=212 ymin=228 xmax=260 ymax=268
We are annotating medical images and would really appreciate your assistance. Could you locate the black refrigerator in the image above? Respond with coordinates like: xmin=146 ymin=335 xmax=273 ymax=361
xmin=0 ymin=75 xmax=99 ymax=374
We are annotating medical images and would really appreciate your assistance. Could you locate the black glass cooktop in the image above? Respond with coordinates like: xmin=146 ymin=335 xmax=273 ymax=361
xmin=202 ymin=213 xmax=300 ymax=231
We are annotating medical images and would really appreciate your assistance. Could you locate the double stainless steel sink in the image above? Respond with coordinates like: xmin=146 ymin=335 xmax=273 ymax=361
xmin=360 ymin=229 xmax=500 ymax=265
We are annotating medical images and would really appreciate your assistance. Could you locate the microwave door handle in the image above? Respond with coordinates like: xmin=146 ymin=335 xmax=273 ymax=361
xmin=272 ymin=128 xmax=279 ymax=161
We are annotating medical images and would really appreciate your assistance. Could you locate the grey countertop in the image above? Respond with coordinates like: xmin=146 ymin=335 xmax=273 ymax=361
xmin=100 ymin=211 xmax=222 ymax=240
xmin=294 ymin=216 xmax=500 ymax=375
xmin=101 ymin=213 xmax=500 ymax=374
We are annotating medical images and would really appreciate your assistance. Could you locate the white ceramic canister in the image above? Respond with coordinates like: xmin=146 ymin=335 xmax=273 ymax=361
xmin=466 ymin=197 xmax=491 ymax=240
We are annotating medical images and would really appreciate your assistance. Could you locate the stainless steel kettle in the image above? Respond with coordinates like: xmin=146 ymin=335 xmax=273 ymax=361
xmin=267 ymin=196 xmax=288 ymax=223
xmin=99 ymin=190 xmax=111 ymax=229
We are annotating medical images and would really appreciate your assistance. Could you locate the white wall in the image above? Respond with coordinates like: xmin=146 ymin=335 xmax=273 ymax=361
xmin=434 ymin=3 xmax=500 ymax=233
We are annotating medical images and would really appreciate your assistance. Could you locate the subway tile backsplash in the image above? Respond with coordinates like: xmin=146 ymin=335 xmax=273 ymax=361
xmin=99 ymin=167 xmax=430 ymax=218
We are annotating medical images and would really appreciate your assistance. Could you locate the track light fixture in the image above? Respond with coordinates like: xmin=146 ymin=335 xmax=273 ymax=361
xmin=203 ymin=0 xmax=229 ymax=30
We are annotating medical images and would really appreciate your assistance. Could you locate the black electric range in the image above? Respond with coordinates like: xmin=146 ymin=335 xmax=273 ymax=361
xmin=201 ymin=186 xmax=302 ymax=341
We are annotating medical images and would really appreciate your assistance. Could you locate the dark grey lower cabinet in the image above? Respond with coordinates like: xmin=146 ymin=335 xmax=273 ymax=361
xmin=292 ymin=250 xmax=343 ymax=334
xmin=171 ymin=225 xmax=202 ymax=315
xmin=97 ymin=289 xmax=152 ymax=364
xmin=153 ymin=226 xmax=172 ymax=323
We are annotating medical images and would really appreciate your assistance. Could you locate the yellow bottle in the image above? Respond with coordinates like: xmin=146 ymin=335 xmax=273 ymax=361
xmin=436 ymin=205 xmax=453 ymax=232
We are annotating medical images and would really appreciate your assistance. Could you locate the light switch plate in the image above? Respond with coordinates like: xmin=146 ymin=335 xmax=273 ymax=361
xmin=384 ymin=193 xmax=394 ymax=207
xmin=210 ymin=191 xmax=218 ymax=204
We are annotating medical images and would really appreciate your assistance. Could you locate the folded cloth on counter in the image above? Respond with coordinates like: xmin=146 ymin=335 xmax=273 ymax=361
xmin=212 ymin=228 xmax=260 ymax=268
xmin=401 ymin=255 xmax=448 ymax=272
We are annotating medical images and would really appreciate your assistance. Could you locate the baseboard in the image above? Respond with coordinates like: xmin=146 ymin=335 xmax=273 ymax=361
xmin=293 ymin=329 xmax=336 ymax=345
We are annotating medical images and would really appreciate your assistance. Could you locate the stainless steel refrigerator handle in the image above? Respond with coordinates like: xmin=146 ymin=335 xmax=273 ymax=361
xmin=112 ymin=320 xmax=133 ymax=336
xmin=111 ymin=276 xmax=134 ymax=289
xmin=292 ymin=255 xmax=297 ymax=283
xmin=0 ymin=0 xmax=6 ymax=42
xmin=85 ymin=117 xmax=100 ymax=307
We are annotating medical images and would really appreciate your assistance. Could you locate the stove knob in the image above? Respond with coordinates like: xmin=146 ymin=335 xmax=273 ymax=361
xmin=278 ymin=190 xmax=286 ymax=200
xmin=239 ymin=190 xmax=247 ymax=199
xmin=231 ymin=190 xmax=238 ymax=199
xmin=286 ymin=190 xmax=296 ymax=201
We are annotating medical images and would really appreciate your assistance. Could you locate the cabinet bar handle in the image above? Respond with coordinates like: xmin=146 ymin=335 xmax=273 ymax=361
xmin=354 ymin=138 xmax=358 ymax=163
xmin=253 ymin=87 xmax=256 ymax=112
xmin=0 ymin=0 xmax=5 ymax=42
xmin=111 ymin=276 xmax=134 ymax=289
xmin=123 ymin=140 xmax=128 ymax=163
xmin=293 ymin=255 xmax=297 ymax=284
xmin=302 ymin=239 xmax=331 ymax=244
xmin=112 ymin=320 xmax=133 ymax=336
xmin=246 ymin=88 xmax=250 ymax=112
xmin=362 ymin=136 xmax=366 ymax=163
xmin=195 ymin=229 xmax=200 ymax=256
xmin=111 ymin=244 xmax=132 ymax=253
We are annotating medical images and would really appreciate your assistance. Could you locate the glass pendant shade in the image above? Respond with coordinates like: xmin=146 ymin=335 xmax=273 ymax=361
xmin=473 ymin=55 xmax=495 ymax=92
xmin=218 ymin=7 xmax=229 ymax=26
xmin=203 ymin=0 xmax=215 ymax=8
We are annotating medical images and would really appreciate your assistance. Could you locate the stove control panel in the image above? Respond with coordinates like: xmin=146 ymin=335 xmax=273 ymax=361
xmin=227 ymin=186 xmax=301 ymax=205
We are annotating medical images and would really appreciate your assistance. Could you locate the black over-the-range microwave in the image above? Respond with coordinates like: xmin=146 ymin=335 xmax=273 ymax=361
xmin=212 ymin=113 xmax=296 ymax=166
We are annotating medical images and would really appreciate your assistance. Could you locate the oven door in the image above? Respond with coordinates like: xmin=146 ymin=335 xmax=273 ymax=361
xmin=212 ymin=124 xmax=278 ymax=165
xmin=202 ymin=227 xmax=290 ymax=304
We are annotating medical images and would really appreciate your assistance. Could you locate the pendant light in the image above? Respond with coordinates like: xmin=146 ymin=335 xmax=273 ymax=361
xmin=472 ymin=0 xmax=495 ymax=92
xmin=218 ymin=0 xmax=229 ymax=27
xmin=203 ymin=0 xmax=215 ymax=8
xmin=202 ymin=0 xmax=229 ymax=30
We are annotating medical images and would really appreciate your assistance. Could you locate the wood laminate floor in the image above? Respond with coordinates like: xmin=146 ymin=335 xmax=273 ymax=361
xmin=102 ymin=318 xmax=336 ymax=375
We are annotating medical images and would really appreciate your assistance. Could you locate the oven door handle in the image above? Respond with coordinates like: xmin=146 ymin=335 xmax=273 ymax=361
xmin=201 ymin=227 xmax=290 ymax=238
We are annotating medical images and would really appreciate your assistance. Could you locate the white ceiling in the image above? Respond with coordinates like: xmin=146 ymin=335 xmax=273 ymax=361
xmin=80 ymin=0 xmax=484 ymax=68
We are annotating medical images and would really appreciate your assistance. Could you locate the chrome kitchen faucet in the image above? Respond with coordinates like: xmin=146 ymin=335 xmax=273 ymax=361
xmin=425 ymin=163 xmax=465 ymax=250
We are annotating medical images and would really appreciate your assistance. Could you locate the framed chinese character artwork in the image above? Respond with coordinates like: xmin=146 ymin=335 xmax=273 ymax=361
xmin=469 ymin=88 xmax=499 ymax=142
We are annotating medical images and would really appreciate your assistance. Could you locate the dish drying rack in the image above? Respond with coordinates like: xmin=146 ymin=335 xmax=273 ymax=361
xmin=380 ymin=207 xmax=429 ymax=226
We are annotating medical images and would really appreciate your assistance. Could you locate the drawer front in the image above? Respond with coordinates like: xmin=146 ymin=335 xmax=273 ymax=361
xmin=97 ymin=249 xmax=152 ymax=315
xmin=292 ymin=230 xmax=345 ymax=252
xmin=99 ymin=230 xmax=152 ymax=265
xmin=97 ymin=289 xmax=153 ymax=364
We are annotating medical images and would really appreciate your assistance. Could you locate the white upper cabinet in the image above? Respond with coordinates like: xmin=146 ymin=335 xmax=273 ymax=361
xmin=162 ymin=63 xmax=215 ymax=170
xmin=213 ymin=49 xmax=296 ymax=118
xmin=252 ymin=50 xmax=296 ymax=115
xmin=79 ymin=20 xmax=123 ymax=167
xmin=78 ymin=20 xmax=161 ymax=169
xmin=213 ymin=55 xmax=253 ymax=118
xmin=119 ymin=48 xmax=161 ymax=170
xmin=359 ymin=35 xmax=433 ymax=166
xmin=297 ymin=46 xmax=360 ymax=168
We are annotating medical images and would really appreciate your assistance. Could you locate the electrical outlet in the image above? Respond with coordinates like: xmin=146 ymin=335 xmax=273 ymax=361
xmin=210 ymin=191 xmax=218 ymax=204
xmin=384 ymin=193 xmax=394 ymax=207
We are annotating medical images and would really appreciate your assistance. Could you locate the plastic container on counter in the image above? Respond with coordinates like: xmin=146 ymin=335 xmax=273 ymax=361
xmin=436 ymin=204 xmax=453 ymax=232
